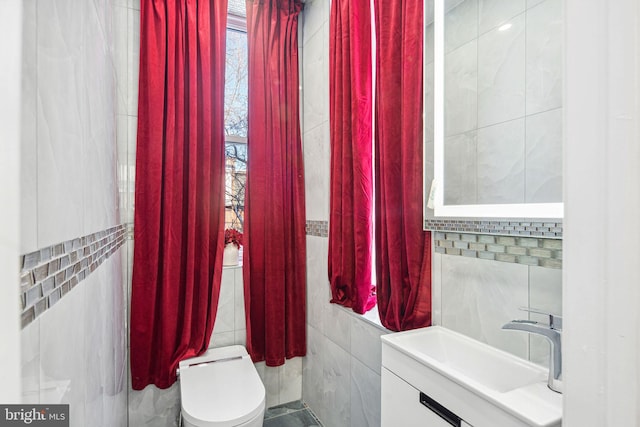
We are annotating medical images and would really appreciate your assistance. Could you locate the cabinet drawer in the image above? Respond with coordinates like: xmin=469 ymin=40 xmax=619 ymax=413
xmin=382 ymin=367 xmax=466 ymax=427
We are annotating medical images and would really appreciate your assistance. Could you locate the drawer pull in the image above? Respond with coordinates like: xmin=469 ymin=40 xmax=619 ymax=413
xmin=419 ymin=392 xmax=462 ymax=427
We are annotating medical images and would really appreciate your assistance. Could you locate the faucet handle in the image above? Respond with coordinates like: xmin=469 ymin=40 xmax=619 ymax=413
xmin=518 ymin=307 xmax=563 ymax=330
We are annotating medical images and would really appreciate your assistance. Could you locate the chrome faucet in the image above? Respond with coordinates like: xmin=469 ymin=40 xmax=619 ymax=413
xmin=502 ymin=308 xmax=562 ymax=393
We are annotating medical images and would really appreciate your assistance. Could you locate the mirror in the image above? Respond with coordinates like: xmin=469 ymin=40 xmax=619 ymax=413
xmin=424 ymin=0 xmax=563 ymax=220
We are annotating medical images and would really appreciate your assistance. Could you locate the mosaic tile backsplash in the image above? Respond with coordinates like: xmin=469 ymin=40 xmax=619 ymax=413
xmin=434 ymin=231 xmax=562 ymax=269
xmin=425 ymin=218 xmax=563 ymax=238
xmin=306 ymin=220 xmax=329 ymax=237
xmin=19 ymin=224 xmax=132 ymax=328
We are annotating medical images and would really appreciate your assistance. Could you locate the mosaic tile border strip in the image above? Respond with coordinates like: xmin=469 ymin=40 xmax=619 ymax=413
xmin=19 ymin=224 xmax=132 ymax=328
xmin=425 ymin=219 xmax=563 ymax=238
xmin=434 ymin=232 xmax=562 ymax=269
xmin=306 ymin=220 xmax=328 ymax=237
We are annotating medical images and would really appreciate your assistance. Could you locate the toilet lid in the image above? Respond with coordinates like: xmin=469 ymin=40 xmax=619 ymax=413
xmin=180 ymin=347 xmax=266 ymax=427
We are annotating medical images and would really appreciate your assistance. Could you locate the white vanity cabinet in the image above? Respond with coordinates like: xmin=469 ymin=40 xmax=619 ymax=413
xmin=382 ymin=367 xmax=471 ymax=427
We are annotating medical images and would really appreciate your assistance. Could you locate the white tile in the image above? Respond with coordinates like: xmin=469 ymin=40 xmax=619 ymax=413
xmin=114 ymin=6 xmax=128 ymax=115
xmin=302 ymin=0 xmax=329 ymax=46
xmin=444 ymin=40 xmax=478 ymax=136
xmin=323 ymin=303 xmax=351 ymax=352
xmin=279 ymin=357 xmax=303 ymax=404
xmin=479 ymin=0 xmax=526 ymax=34
xmin=302 ymin=325 xmax=325 ymax=421
xmin=322 ymin=338 xmax=351 ymax=427
xmin=431 ymin=251 xmax=443 ymax=325
xmin=306 ymin=236 xmax=330 ymax=333
xmin=36 ymin=0 xmax=86 ymax=248
xmin=110 ymin=253 xmax=128 ymax=409
xmin=424 ymin=21 xmax=434 ymax=65
xmin=525 ymin=0 xmax=563 ymax=115
xmin=263 ymin=365 xmax=280 ymax=409
xmin=83 ymin=1 xmax=119 ymax=234
xmin=321 ymin=19 xmax=330 ymax=123
xmin=126 ymin=115 xmax=137 ymax=223
xmin=127 ymin=8 xmax=140 ymax=116
xmin=350 ymin=357 xmax=381 ymax=427
xmin=529 ymin=265 xmax=562 ymax=315
xmin=209 ymin=332 xmax=235 ymax=349
xmin=302 ymin=30 xmax=326 ymax=133
xmin=213 ymin=268 xmax=235 ymax=334
xmin=21 ymin=318 xmax=40 ymax=404
xmin=104 ymin=391 xmax=127 ymax=427
xmin=84 ymin=272 xmax=107 ymax=426
xmin=20 ymin=0 xmax=38 ymax=254
xmin=527 ymin=0 xmax=546 ymax=10
xmin=234 ymin=329 xmax=247 ymax=347
xmin=528 ymin=265 xmax=562 ymax=366
xmin=424 ymin=62 xmax=435 ymax=143
xmin=117 ymin=114 xmax=129 ymax=222
xmin=445 ymin=0 xmax=478 ymax=53
xmin=39 ymin=284 xmax=86 ymax=426
xmin=0 ymin=25 xmax=20 ymax=392
xmin=128 ymin=383 xmax=180 ymax=427
xmin=525 ymin=108 xmax=563 ymax=203
xmin=444 ymin=131 xmax=477 ymax=205
xmin=233 ymin=267 xmax=246 ymax=330
xmin=303 ymin=121 xmax=330 ymax=221
xmin=441 ymin=255 xmax=529 ymax=359
xmin=350 ymin=316 xmax=387 ymax=375
xmin=477 ymin=13 xmax=526 ymax=127
xmin=476 ymin=118 xmax=525 ymax=204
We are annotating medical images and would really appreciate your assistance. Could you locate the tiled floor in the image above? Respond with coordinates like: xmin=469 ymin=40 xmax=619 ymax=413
xmin=263 ymin=400 xmax=323 ymax=427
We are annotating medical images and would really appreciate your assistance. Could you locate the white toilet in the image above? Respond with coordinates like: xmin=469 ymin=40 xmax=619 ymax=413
xmin=179 ymin=345 xmax=266 ymax=427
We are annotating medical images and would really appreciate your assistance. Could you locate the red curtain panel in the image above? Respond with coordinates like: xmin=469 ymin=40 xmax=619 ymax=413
xmin=243 ymin=0 xmax=307 ymax=366
xmin=328 ymin=0 xmax=376 ymax=314
xmin=130 ymin=0 xmax=228 ymax=390
xmin=373 ymin=0 xmax=432 ymax=331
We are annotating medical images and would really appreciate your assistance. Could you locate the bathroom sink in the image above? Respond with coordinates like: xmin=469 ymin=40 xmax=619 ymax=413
xmin=381 ymin=326 xmax=562 ymax=427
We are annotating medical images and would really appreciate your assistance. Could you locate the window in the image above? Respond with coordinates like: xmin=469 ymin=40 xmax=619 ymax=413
xmin=224 ymin=13 xmax=248 ymax=231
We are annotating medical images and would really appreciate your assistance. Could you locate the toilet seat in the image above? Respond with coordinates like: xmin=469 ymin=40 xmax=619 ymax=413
xmin=179 ymin=346 xmax=266 ymax=427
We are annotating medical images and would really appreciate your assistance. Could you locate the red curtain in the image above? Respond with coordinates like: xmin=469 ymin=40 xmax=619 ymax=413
xmin=243 ymin=0 xmax=307 ymax=366
xmin=328 ymin=0 xmax=376 ymax=314
xmin=130 ymin=0 xmax=228 ymax=390
xmin=374 ymin=0 xmax=432 ymax=331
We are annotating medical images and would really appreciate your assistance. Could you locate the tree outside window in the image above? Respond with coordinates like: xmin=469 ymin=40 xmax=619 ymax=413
xmin=224 ymin=26 xmax=248 ymax=231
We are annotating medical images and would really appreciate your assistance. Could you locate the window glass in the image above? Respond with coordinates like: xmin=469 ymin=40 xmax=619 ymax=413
xmin=224 ymin=27 xmax=248 ymax=231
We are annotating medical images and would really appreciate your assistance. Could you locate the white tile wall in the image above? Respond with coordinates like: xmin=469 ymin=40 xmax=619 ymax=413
xmin=443 ymin=0 xmax=563 ymax=205
xmin=433 ymin=253 xmax=563 ymax=366
xmin=20 ymin=0 xmax=38 ymax=254
xmin=0 ymin=0 xmax=23 ymax=402
xmin=478 ymin=0 xmax=526 ymax=34
xmin=525 ymin=108 xmax=563 ymax=203
xmin=350 ymin=356 xmax=381 ymax=427
xmin=19 ymin=0 xmax=129 ymax=424
xmin=302 ymin=237 xmax=390 ymax=427
xmin=525 ymin=0 xmax=563 ymax=115
xmin=476 ymin=118 xmax=525 ymax=204
xmin=444 ymin=40 xmax=478 ymax=137
xmin=440 ymin=255 xmax=530 ymax=358
xmin=444 ymin=131 xmax=477 ymax=205
xmin=477 ymin=12 xmax=526 ymax=127
xmin=128 ymin=382 xmax=181 ymax=427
